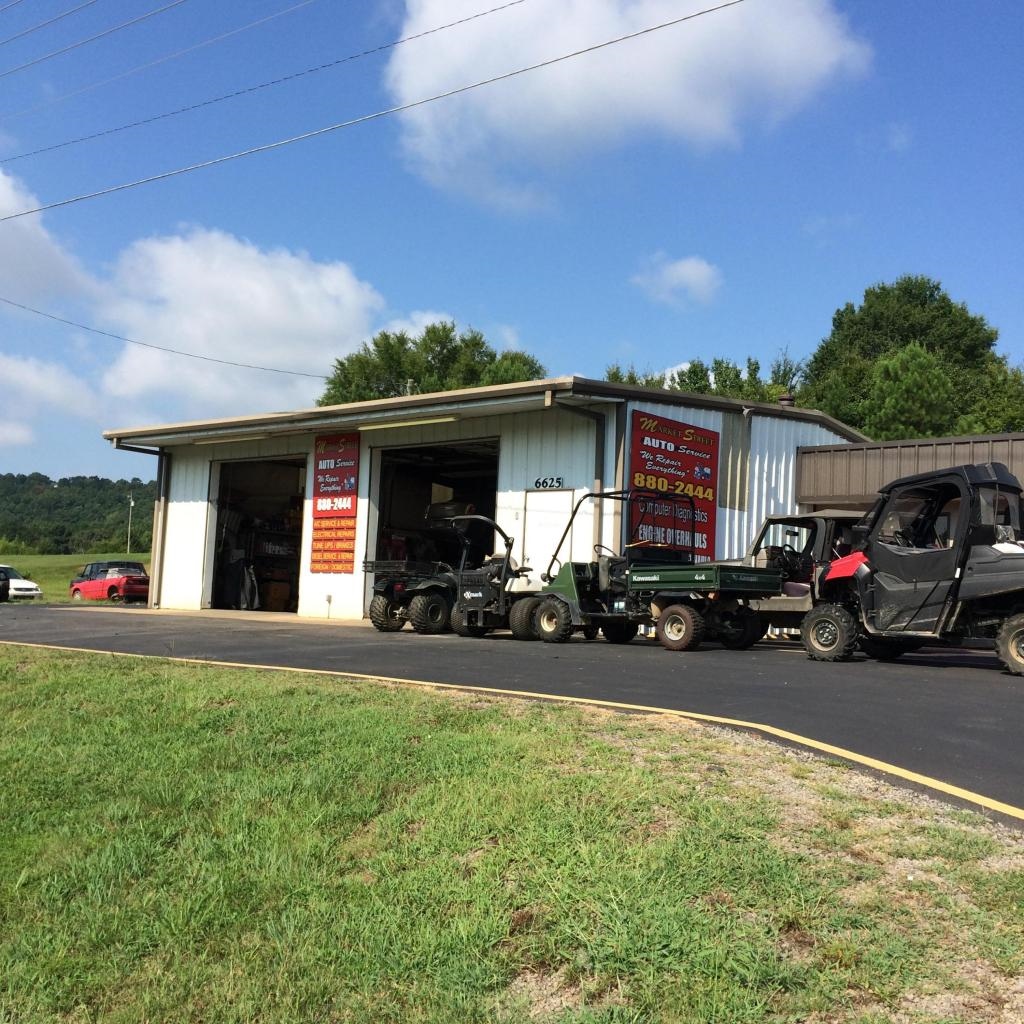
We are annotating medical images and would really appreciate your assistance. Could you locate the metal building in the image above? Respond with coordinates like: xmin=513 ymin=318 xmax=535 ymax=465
xmin=105 ymin=377 xmax=863 ymax=619
xmin=797 ymin=433 xmax=1024 ymax=509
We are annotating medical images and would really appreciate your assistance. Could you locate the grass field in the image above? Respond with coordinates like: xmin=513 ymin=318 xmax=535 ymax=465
xmin=0 ymin=553 xmax=148 ymax=604
xmin=1 ymin=646 xmax=1022 ymax=1023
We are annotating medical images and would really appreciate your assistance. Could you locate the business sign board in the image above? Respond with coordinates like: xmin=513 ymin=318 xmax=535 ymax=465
xmin=311 ymin=434 xmax=359 ymax=573
xmin=629 ymin=411 xmax=718 ymax=562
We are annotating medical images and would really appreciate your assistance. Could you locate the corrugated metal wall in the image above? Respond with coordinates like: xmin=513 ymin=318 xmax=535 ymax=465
xmin=797 ymin=434 xmax=1024 ymax=507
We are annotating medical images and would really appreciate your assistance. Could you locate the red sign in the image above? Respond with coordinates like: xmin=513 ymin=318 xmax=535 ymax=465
xmin=629 ymin=411 xmax=718 ymax=562
xmin=312 ymin=434 xmax=359 ymax=519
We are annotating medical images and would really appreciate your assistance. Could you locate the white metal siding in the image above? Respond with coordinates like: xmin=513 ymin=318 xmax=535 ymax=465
xmin=723 ymin=417 xmax=853 ymax=558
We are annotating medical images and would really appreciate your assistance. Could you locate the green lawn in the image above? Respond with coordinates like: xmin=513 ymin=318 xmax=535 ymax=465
xmin=1 ymin=552 xmax=148 ymax=604
xmin=1 ymin=646 xmax=1022 ymax=1023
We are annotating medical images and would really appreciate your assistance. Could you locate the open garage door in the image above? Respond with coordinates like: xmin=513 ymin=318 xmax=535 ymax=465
xmin=373 ymin=440 xmax=499 ymax=566
xmin=212 ymin=459 xmax=305 ymax=611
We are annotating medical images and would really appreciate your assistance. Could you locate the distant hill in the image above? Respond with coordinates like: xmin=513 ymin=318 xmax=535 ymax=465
xmin=0 ymin=474 xmax=157 ymax=555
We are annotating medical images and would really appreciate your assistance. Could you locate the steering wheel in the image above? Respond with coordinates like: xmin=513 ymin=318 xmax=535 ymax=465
xmin=594 ymin=544 xmax=618 ymax=557
xmin=775 ymin=543 xmax=804 ymax=577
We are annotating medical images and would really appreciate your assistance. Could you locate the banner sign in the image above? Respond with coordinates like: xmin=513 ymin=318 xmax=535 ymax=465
xmin=310 ymin=518 xmax=356 ymax=574
xmin=629 ymin=411 xmax=719 ymax=562
xmin=311 ymin=434 xmax=359 ymax=573
xmin=312 ymin=434 xmax=359 ymax=519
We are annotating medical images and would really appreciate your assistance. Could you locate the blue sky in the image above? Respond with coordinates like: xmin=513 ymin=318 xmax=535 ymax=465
xmin=0 ymin=0 xmax=1020 ymax=481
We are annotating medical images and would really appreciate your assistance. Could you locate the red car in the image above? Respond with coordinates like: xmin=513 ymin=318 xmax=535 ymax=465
xmin=69 ymin=561 xmax=149 ymax=603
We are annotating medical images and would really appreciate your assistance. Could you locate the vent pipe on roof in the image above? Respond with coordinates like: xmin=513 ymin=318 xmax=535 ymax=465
xmin=778 ymin=393 xmax=795 ymax=407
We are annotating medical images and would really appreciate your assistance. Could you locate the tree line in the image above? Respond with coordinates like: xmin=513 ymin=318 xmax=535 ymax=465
xmin=0 ymin=474 xmax=156 ymax=556
xmin=321 ymin=275 xmax=1020 ymax=443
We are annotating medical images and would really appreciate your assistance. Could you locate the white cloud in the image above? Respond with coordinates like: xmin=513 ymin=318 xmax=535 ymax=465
xmin=0 ymin=171 xmax=91 ymax=300
xmin=381 ymin=309 xmax=455 ymax=337
xmin=0 ymin=352 xmax=84 ymax=448
xmin=95 ymin=228 xmax=386 ymax=419
xmin=386 ymin=0 xmax=870 ymax=200
xmin=632 ymin=253 xmax=722 ymax=306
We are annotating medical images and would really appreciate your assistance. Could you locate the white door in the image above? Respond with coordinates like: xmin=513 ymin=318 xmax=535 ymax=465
xmin=523 ymin=490 xmax=577 ymax=579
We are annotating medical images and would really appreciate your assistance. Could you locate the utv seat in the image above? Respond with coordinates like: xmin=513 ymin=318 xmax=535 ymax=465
xmin=782 ymin=581 xmax=812 ymax=597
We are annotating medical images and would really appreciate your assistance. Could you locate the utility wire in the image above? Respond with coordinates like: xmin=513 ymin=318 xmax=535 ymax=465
xmin=1 ymin=0 xmax=528 ymax=165
xmin=0 ymin=0 xmax=189 ymax=80
xmin=0 ymin=0 xmax=29 ymax=13
xmin=1 ymin=0 xmax=321 ymax=120
xmin=0 ymin=0 xmax=103 ymax=48
xmin=0 ymin=295 xmax=328 ymax=378
xmin=0 ymin=0 xmax=746 ymax=223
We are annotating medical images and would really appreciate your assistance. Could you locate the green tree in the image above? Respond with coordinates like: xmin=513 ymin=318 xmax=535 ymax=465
xmin=318 ymin=322 xmax=546 ymax=405
xmin=955 ymin=358 xmax=1024 ymax=435
xmin=803 ymin=275 xmax=1000 ymax=432
xmin=604 ymin=363 xmax=668 ymax=388
xmin=862 ymin=343 xmax=956 ymax=440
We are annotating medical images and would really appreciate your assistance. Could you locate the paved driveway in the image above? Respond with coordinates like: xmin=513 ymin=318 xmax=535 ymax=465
xmin=2 ymin=604 xmax=1022 ymax=823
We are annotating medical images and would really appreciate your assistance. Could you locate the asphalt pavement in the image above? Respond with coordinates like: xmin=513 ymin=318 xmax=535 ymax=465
xmin=2 ymin=603 xmax=1022 ymax=823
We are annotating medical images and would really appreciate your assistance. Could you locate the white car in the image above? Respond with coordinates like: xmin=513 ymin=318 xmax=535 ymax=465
xmin=0 ymin=565 xmax=43 ymax=599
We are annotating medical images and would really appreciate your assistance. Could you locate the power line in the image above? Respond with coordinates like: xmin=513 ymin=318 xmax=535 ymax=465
xmin=0 ymin=0 xmax=321 ymax=121
xmin=0 ymin=0 xmax=30 ymax=13
xmin=0 ymin=0 xmax=747 ymax=222
xmin=0 ymin=295 xmax=328 ymax=378
xmin=0 ymin=0 xmax=189 ymax=81
xmin=0 ymin=0 xmax=103 ymax=48
xmin=1 ymin=0 xmax=528 ymax=165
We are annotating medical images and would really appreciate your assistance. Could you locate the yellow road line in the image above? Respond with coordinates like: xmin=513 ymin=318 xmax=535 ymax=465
xmin=5 ymin=639 xmax=1023 ymax=822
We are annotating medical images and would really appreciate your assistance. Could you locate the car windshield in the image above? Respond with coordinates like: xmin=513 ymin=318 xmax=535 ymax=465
xmin=0 ymin=566 xmax=24 ymax=579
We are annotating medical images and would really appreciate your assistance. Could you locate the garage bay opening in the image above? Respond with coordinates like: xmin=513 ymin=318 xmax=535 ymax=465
xmin=374 ymin=440 xmax=499 ymax=565
xmin=212 ymin=459 xmax=305 ymax=612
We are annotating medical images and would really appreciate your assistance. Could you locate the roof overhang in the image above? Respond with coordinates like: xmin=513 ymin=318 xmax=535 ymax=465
xmin=104 ymin=375 xmax=865 ymax=450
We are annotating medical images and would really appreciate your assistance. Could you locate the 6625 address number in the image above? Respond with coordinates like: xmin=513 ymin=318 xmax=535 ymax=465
xmin=533 ymin=476 xmax=564 ymax=489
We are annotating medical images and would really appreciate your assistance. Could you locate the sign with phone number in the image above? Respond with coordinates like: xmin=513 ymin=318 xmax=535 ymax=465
xmin=629 ymin=411 xmax=719 ymax=561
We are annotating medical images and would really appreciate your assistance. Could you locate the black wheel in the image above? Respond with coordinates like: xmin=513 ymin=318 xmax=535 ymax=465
xmin=581 ymin=624 xmax=601 ymax=641
xmin=655 ymin=604 xmax=705 ymax=652
xmin=601 ymin=621 xmax=639 ymax=644
xmin=717 ymin=606 xmax=764 ymax=650
xmin=408 ymin=592 xmax=451 ymax=635
xmin=450 ymin=606 xmax=490 ymax=638
xmin=859 ymin=635 xmax=919 ymax=661
xmin=108 ymin=587 xmax=122 ymax=602
xmin=996 ymin=613 xmax=1024 ymax=675
xmin=509 ymin=597 xmax=541 ymax=641
xmin=801 ymin=603 xmax=858 ymax=662
xmin=369 ymin=594 xmax=406 ymax=632
xmin=535 ymin=598 xmax=573 ymax=643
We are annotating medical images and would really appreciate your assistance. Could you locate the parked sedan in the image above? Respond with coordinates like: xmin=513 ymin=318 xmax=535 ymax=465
xmin=69 ymin=561 xmax=149 ymax=603
xmin=0 ymin=564 xmax=43 ymax=600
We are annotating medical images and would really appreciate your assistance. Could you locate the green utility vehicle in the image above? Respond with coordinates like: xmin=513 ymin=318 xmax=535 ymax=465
xmin=534 ymin=489 xmax=784 ymax=651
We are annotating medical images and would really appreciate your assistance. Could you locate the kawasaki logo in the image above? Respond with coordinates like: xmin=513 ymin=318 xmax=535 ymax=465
xmin=632 ymin=574 xmax=661 ymax=583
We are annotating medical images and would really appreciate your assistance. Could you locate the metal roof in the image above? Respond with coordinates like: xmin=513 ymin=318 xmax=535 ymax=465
xmin=104 ymin=375 xmax=866 ymax=450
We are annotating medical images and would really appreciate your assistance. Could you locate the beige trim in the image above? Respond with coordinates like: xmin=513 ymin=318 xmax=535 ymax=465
xmin=104 ymin=376 xmax=865 ymax=449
